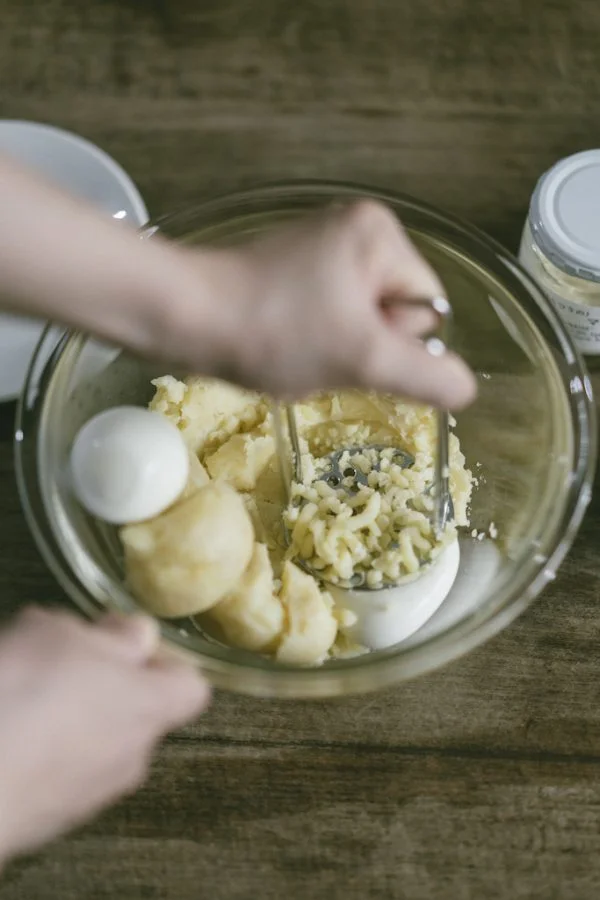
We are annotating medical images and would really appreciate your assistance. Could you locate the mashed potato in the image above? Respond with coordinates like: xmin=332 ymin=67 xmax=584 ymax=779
xmin=119 ymin=376 xmax=473 ymax=665
xmin=284 ymin=410 xmax=467 ymax=588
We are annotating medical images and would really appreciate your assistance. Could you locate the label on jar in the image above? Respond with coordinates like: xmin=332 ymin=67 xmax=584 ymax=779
xmin=519 ymin=238 xmax=600 ymax=355
xmin=545 ymin=291 xmax=600 ymax=354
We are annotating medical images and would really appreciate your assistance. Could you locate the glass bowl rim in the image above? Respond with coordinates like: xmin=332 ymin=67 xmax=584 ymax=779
xmin=14 ymin=178 xmax=597 ymax=698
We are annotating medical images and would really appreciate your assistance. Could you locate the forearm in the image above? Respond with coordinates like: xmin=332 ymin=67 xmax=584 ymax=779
xmin=0 ymin=156 xmax=246 ymax=370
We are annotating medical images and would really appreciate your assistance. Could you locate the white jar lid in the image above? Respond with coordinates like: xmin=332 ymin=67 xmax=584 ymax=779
xmin=530 ymin=149 xmax=600 ymax=280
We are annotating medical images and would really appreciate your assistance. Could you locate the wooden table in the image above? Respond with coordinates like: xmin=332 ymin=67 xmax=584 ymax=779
xmin=2 ymin=0 xmax=600 ymax=897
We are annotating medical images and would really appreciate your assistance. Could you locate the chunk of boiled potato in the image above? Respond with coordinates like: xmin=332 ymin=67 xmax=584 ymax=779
xmin=205 ymin=543 xmax=284 ymax=652
xmin=275 ymin=562 xmax=338 ymax=666
xmin=121 ymin=481 xmax=254 ymax=617
xmin=180 ymin=451 xmax=210 ymax=500
xmin=149 ymin=375 xmax=265 ymax=456
xmin=205 ymin=434 xmax=274 ymax=491
xmin=251 ymin=457 xmax=288 ymax=561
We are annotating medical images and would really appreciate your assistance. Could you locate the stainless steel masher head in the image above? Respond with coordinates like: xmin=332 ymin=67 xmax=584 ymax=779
xmin=273 ymin=295 xmax=454 ymax=591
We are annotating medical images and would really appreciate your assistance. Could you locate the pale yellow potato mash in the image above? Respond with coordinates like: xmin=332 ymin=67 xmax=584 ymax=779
xmin=120 ymin=376 xmax=473 ymax=666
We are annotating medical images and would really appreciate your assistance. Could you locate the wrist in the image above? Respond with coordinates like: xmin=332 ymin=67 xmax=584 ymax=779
xmin=149 ymin=242 xmax=257 ymax=380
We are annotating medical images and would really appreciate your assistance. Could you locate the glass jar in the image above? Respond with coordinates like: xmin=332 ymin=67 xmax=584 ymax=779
xmin=519 ymin=150 xmax=600 ymax=355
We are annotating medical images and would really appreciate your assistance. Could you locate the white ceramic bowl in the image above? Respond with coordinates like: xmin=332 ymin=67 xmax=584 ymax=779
xmin=0 ymin=120 xmax=148 ymax=401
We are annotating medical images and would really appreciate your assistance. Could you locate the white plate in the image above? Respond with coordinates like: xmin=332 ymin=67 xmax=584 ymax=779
xmin=0 ymin=120 xmax=149 ymax=402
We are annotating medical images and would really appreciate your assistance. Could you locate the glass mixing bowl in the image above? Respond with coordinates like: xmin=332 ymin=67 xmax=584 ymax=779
xmin=15 ymin=182 xmax=596 ymax=698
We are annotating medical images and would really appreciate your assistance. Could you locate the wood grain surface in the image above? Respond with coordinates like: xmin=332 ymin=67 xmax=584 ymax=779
xmin=2 ymin=0 xmax=600 ymax=897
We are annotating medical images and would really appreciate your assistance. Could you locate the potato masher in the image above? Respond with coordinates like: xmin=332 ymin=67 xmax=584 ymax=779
xmin=273 ymin=295 xmax=454 ymax=590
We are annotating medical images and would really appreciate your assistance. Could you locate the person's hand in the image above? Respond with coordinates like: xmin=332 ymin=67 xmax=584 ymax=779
xmin=0 ymin=158 xmax=475 ymax=410
xmin=170 ymin=200 xmax=476 ymax=409
xmin=0 ymin=159 xmax=474 ymax=409
xmin=0 ymin=606 xmax=209 ymax=865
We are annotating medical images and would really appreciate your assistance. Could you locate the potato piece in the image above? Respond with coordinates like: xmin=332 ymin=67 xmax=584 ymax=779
xmin=205 ymin=434 xmax=274 ymax=491
xmin=121 ymin=481 xmax=254 ymax=618
xmin=252 ymin=457 xmax=288 ymax=561
xmin=206 ymin=543 xmax=284 ymax=652
xmin=180 ymin=452 xmax=210 ymax=500
xmin=149 ymin=376 xmax=264 ymax=456
xmin=148 ymin=375 xmax=186 ymax=419
xmin=275 ymin=562 xmax=338 ymax=666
